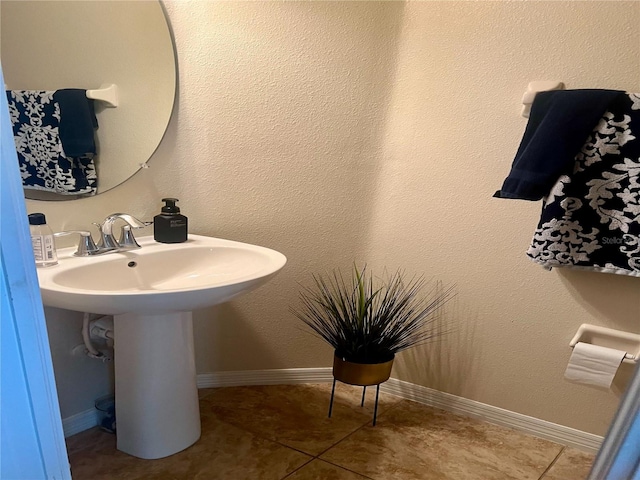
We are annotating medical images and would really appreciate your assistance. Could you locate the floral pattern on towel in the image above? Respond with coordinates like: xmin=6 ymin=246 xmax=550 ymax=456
xmin=6 ymin=90 xmax=97 ymax=195
xmin=527 ymin=93 xmax=640 ymax=277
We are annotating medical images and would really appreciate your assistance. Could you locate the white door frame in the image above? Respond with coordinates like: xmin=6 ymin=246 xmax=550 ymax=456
xmin=0 ymin=66 xmax=71 ymax=479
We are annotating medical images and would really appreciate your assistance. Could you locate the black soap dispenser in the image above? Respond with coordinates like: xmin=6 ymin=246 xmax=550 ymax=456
xmin=154 ymin=198 xmax=188 ymax=243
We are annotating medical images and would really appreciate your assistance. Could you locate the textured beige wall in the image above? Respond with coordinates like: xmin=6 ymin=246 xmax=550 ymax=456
xmin=22 ymin=1 xmax=639 ymax=436
xmin=364 ymin=1 xmax=640 ymax=437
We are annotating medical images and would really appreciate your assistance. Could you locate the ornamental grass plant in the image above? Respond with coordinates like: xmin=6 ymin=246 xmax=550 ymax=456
xmin=292 ymin=265 xmax=455 ymax=364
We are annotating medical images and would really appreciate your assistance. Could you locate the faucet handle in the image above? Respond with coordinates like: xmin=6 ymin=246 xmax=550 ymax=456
xmin=118 ymin=225 xmax=141 ymax=249
xmin=54 ymin=230 xmax=107 ymax=257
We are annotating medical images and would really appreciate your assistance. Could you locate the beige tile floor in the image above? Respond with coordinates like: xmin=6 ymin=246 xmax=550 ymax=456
xmin=67 ymin=383 xmax=595 ymax=480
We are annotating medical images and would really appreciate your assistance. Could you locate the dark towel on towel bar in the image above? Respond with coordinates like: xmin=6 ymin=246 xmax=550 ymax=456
xmin=496 ymin=90 xmax=640 ymax=277
xmin=494 ymin=89 xmax=624 ymax=200
xmin=53 ymin=89 xmax=98 ymax=158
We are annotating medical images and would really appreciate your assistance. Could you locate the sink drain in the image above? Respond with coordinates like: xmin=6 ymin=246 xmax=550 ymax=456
xmin=127 ymin=261 xmax=137 ymax=268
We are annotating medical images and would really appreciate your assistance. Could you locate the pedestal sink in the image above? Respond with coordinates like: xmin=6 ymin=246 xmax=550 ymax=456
xmin=36 ymin=234 xmax=286 ymax=459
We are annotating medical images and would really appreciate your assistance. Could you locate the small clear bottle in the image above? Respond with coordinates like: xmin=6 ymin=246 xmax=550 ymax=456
xmin=28 ymin=213 xmax=58 ymax=267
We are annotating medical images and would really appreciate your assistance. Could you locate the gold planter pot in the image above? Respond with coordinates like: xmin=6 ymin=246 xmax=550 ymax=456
xmin=329 ymin=353 xmax=395 ymax=426
xmin=332 ymin=354 xmax=394 ymax=386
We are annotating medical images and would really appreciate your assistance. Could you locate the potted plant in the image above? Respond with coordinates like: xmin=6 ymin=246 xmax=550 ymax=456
xmin=291 ymin=265 xmax=455 ymax=424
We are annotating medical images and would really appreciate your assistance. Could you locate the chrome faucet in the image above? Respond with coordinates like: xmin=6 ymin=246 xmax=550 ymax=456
xmin=53 ymin=214 xmax=151 ymax=257
xmin=96 ymin=213 xmax=150 ymax=250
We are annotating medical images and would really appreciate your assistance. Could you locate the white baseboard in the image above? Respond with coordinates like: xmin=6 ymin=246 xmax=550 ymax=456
xmin=62 ymin=367 xmax=603 ymax=453
xmin=62 ymin=408 xmax=100 ymax=438
xmin=196 ymin=367 xmax=333 ymax=388
xmin=62 ymin=368 xmax=332 ymax=438
xmin=196 ymin=368 xmax=601 ymax=452
xmin=379 ymin=378 xmax=603 ymax=453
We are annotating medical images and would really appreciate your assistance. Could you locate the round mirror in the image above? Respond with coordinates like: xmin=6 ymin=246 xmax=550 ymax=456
xmin=1 ymin=0 xmax=177 ymax=200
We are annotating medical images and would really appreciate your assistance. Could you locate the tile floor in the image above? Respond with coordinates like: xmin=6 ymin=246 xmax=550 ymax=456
xmin=67 ymin=383 xmax=595 ymax=479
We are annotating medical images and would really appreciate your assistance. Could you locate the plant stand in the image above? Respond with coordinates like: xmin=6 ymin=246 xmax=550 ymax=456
xmin=328 ymin=353 xmax=394 ymax=426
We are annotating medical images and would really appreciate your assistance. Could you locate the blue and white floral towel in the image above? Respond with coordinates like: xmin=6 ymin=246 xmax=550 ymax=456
xmin=528 ymin=93 xmax=640 ymax=277
xmin=6 ymin=90 xmax=97 ymax=195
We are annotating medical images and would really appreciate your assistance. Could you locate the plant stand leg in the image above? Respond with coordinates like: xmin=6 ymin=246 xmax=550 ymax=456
xmin=328 ymin=378 xmax=337 ymax=418
xmin=372 ymin=384 xmax=381 ymax=426
xmin=361 ymin=386 xmax=366 ymax=407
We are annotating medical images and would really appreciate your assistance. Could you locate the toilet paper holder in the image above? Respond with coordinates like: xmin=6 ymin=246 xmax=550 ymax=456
xmin=569 ymin=324 xmax=640 ymax=364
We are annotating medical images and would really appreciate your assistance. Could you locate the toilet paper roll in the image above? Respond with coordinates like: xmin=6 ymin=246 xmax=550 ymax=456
xmin=564 ymin=342 xmax=627 ymax=389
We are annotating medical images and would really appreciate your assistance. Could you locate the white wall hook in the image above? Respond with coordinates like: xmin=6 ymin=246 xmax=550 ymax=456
xmin=86 ymin=84 xmax=118 ymax=108
xmin=521 ymin=80 xmax=564 ymax=118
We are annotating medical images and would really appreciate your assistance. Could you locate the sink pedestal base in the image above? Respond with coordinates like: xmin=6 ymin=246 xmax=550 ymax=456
xmin=114 ymin=311 xmax=200 ymax=459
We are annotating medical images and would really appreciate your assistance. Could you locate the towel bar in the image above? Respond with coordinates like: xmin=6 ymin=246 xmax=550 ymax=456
xmin=86 ymin=84 xmax=118 ymax=108
xmin=569 ymin=324 xmax=640 ymax=364
xmin=521 ymin=80 xmax=564 ymax=118
xmin=5 ymin=84 xmax=118 ymax=108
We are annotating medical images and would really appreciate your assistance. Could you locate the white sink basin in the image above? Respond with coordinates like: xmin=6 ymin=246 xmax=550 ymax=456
xmin=37 ymin=234 xmax=287 ymax=315
xmin=36 ymin=234 xmax=286 ymax=460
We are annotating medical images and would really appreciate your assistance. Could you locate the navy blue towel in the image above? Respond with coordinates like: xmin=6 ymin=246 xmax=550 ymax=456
xmin=494 ymin=89 xmax=625 ymax=200
xmin=525 ymin=92 xmax=640 ymax=277
xmin=53 ymin=89 xmax=98 ymax=157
